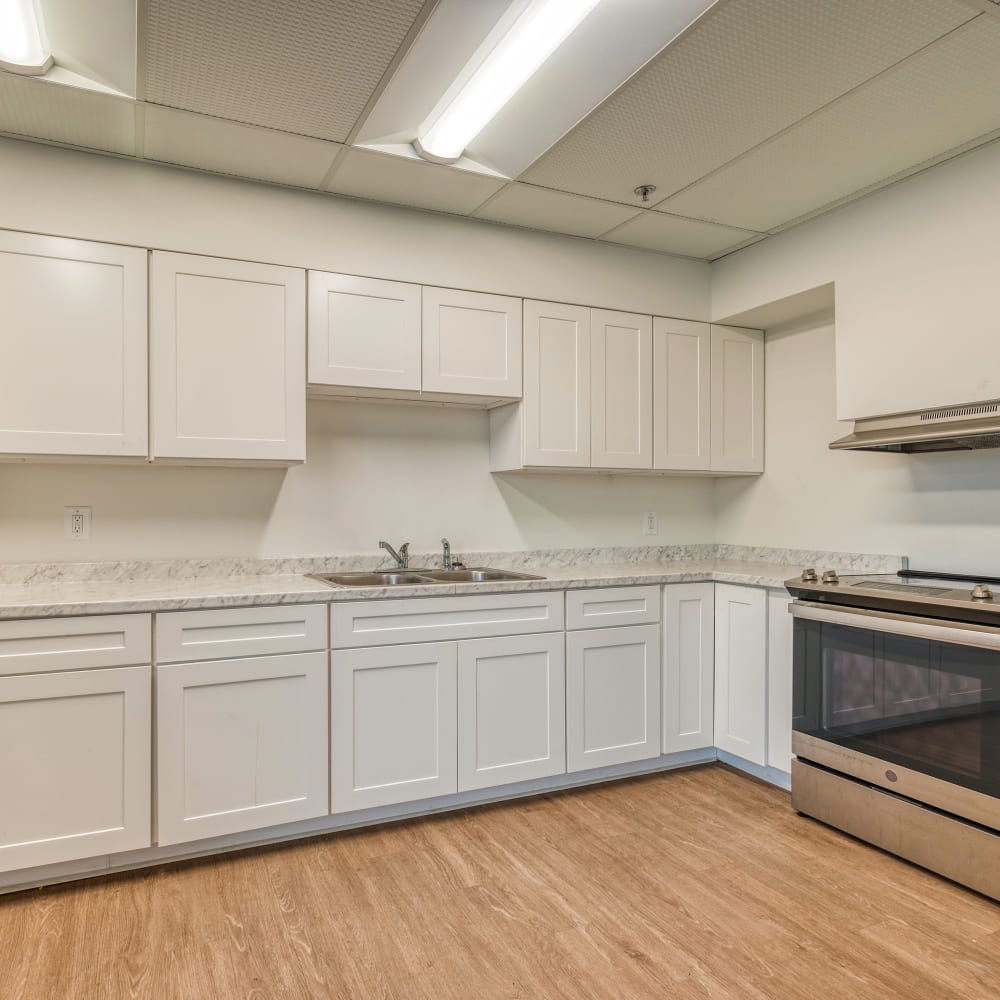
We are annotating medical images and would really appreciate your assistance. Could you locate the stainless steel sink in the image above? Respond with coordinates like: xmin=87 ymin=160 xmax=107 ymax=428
xmin=309 ymin=567 xmax=545 ymax=588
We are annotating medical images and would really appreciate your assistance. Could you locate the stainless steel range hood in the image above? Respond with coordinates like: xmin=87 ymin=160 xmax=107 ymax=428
xmin=830 ymin=401 xmax=1000 ymax=453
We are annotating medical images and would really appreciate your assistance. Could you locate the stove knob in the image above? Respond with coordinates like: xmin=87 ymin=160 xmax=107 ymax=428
xmin=801 ymin=568 xmax=818 ymax=583
xmin=822 ymin=570 xmax=840 ymax=585
xmin=971 ymin=584 xmax=994 ymax=601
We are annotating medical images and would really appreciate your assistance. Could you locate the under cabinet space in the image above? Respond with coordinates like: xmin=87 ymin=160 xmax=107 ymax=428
xmin=0 ymin=665 xmax=151 ymax=872
xmin=566 ymin=624 xmax=661 ymax=772
xmin=457 ymin=632 xmax=566 ymax=791
xmin=0 ymin=231 xmax=148 ymax=460
xmin=150 ymin=251 xmax=306 ymax=464
xmin=662 ymin=583 xmax=715 ymax=754
xmin=156 ymin=652 xmax=329 ymax=845
xmin=331 ymin=642 xmax=458 ymax=813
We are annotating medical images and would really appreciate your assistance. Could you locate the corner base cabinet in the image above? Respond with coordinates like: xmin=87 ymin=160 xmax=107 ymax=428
xmin=662 ymin=583 xmax=715 ymax=753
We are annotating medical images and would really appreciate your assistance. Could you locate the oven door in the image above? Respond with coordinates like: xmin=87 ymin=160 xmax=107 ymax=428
xmin=792 ymin=601 xmax=1000 ymax=829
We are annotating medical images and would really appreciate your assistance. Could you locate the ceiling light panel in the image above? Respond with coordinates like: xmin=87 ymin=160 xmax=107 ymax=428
xmin=144 ymin=0 xmax=427 ymax=142
xmin=522 ymin=0 xmax=977 ymax=203
xmin=0 ymin=0 xmax=52 ymax=75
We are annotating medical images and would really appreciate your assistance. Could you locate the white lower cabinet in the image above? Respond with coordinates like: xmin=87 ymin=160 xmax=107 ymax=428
xmin=714 ymin=584 xmax=767 ymax=766
xmin=156 ymin=652 xmax=329 ymax=846
xmin=766 ymin=591 xmax=794 ymax=773
xmin=662 ymin=583 xmax=715 ymax=753
xmin=457 ymin=633 xmax=565 ymax=792
xmin=566 ymin=624 xmax=661 ymax=772
xmin=0 ymin=665 xmax=151 ymax=872
xmin=331 ymin=642 xmax=458 ymax=813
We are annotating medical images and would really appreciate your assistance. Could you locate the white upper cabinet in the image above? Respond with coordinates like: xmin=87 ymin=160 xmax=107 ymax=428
xmin=591 ymin=309 xmax=653 ymax=469
xmin=0 ymin=231 xmax=148 ymax=459
xmin=150 ymin=251 xmax=306 ymax=464
xmin=308 ymin=272 xmax=421 ymax=392
xmin=653 ymin=318 xmax=711 ymax=471
xmin=710 ymin=324 xmax=764 ymax=474
xmin=422 ymin=287 xmax=522 ymax=399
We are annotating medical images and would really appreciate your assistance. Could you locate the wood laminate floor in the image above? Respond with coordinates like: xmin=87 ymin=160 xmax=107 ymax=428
xmin=2 ymin=764 xmax=999 ymax=1000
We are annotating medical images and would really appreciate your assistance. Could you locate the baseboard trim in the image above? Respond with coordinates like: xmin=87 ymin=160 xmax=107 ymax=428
xmin=717 ymin=750 xmax=792 ymax=790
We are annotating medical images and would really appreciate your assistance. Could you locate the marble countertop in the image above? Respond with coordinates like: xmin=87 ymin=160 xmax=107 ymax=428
xmin=0 ymin=558 xmax=815 ymax=619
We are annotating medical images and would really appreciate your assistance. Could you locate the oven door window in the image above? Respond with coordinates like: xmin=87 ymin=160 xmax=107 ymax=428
xmin=794 ymin=618 xmax=1000 ymax=794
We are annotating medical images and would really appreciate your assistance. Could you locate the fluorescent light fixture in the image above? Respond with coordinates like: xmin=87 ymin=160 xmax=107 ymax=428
xmin=0 ymin=0 xmax=52 ymax=75
xmin=415 ymin=0 xmax=601 ymax=164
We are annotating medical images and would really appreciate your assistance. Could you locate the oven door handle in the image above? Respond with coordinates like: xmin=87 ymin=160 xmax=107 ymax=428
xmin=791 ymin=600 xmax=1000 ymax=651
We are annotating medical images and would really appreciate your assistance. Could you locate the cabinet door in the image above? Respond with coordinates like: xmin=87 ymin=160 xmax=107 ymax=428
xmin=766 ymin=591 xmax=794 ymax=773
xmin=156 ymin=652 xmax=328 ymax=846
xmin=308 ymin=272 xmax=421 ymax=391
xmin=457 ymin=633 xmax=565 ymax=792
xmin=714 ymin=584 xmax=767 ymax=766
xmin=591 ymin=309 xmax=652 ymax=469
xmin=653 ymin=318 xmax=710 ymax=471
xmin=422 ymin=287 xmax=522 ymax=398
xmin=0 ymin=230 xmax=147 ymax=458
xmin=566 ymin=624 xmax=661 ymax=772
xmin=662 ymin=583 xmax=714 ymax=754
xmin=0 ymin=666 xmax=151 ymax=873
xmin=710 ymin=325 xmax=764 ymax=474
xmin=150 ymin=251 xmax=306 ymax=462
xmin=331 ymin=642 xmax=457 ymax=813
xmin=522 ymin=300 xmax=590 ymax=467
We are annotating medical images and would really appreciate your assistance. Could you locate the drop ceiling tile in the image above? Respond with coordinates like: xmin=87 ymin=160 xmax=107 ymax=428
xmin=473 ymin=184 xmax=639 ymax=238
xmin=600 ymin=211 xmax=760 ymax=259
xmin=658 ymin=17 xmax=1000 ymax=233
xmin=144 ymin=0 xmax=427 ymax=142
xmin=326 ymin=148 xmax=505 ymax=215
xmin=522 ymin=0 xmax=976 ymax=202
xmin=143 ymin=105 xmax=341 ymax=188
xmin=0 ymin=74 xmax=134 ymax=154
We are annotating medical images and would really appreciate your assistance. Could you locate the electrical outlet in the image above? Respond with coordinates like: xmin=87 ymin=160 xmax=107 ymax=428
xmin=642 ymin=511 xmax=658 ymax=536
xmin=64 ymin=506 xmax=92 ymax=540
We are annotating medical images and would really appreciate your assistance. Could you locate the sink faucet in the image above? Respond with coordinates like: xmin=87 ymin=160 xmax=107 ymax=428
xmin=441 ymin=537 xmax=451 ymax=571
xmin=379 ymin=540 xmax=410 ymax=569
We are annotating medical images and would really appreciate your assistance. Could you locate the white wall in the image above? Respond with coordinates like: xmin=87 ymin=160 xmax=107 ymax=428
xmin=714 ymin=314 xmax=1000 ymax=575
xmin=0 ymin=140 xmax=714 ymax=562
xmin=712 ymin=138 xmax=1000 ymax=420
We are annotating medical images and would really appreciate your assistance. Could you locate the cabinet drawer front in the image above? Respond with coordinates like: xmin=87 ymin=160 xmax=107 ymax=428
xmin=156 ymin=605 xmax=326 ymax=663
xmin=156 ymin=652 xmax=329 ymax=845
xmin=0 ymin=614 xmax=151 ymax=676
xmin=566 ymin=586 xmax=660 ymax=630
xmin=331 ymin=592 xmax=564 ymax=648
xmin=0 ymin=665 xmax=151 ymax=872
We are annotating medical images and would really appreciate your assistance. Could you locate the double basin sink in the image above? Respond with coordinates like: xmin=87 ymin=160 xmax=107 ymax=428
xmin=310 ymin=567 xmax=544 ymax=587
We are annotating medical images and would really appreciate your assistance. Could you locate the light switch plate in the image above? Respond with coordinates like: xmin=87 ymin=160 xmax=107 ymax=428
xmin=642 ymin=511 xmax=658 ymax=536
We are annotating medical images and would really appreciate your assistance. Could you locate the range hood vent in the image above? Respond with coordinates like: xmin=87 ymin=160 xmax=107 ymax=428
xmin=830 ymin=401 xmax=1000 ymax=453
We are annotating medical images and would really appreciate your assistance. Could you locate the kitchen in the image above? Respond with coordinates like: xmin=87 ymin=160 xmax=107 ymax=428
xmin=1 ymin=0 xmax=1000 ymax=997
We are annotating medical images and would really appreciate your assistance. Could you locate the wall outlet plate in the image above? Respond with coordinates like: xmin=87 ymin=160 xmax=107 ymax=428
xmin=64 ymin=506 xmax=92 ymax=540
xmin=642 ymin=511 xmax=658 ymax=536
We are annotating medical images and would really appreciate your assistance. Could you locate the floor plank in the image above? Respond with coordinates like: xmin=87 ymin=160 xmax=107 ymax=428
xmin=1 ymin=764 xmax=998 ymax=1000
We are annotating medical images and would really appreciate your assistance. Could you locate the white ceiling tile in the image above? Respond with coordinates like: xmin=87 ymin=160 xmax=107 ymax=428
xmin=144 ymin=105 xmax=341 ymax=188
xmin=0 ymin=75 xmax=134 ymax=154
xmin=659 ymin=17 xmax=1000 ymax=233
xmin=473 ymin=185 xmax=639 ymax=238
xmin=326 ymin=148 xmax=505 ymax=215
xmin=600 ymin=212 xmax=760 ymax=259
xmin=143 ymin=0 xmax=427 ymax=142
xmin=522 ymin=0 xmax=976 ymax=203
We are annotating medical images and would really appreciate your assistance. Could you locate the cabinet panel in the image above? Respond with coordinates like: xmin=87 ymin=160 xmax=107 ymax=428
xmin=653 ymin=318 xmax=710 ymax=471
xmin=308 ymin=272 xmax=421 ymax=391
xmin=714 ymin=584 xmax=767 ymax=765
xmin=566 ymin=586 xmax=660 ymax=631
xmin=591 ymin=309 xmax=652 ymax=469
xmin=331 ymin=642 xmax=457 ymax=812
xmin=710 ymin=325 xmax=764 ymax=474
xmin=522 ymin=300 xmax=591 ymax=467
xmin=157 ymin=652 xmax=328 ymax=845
xmin=566 ymin=624 xmax=660 ymax=772
xmin=0 ymin=666 xmax=151 ymax=872
xmin=422 ymin=287 xmax=521 ymax=398
xmin=767 ymin=591 xmax=794 ymax=772
xmin=151 ymin=251 xmax=305 ymax=462
xmin=663 ymin=583 xmax=715 ymax=753
xmin=458 ymin=633 xmax=565 ymax=791
xmin=0 ymin=230 xmax=147 ymax=458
